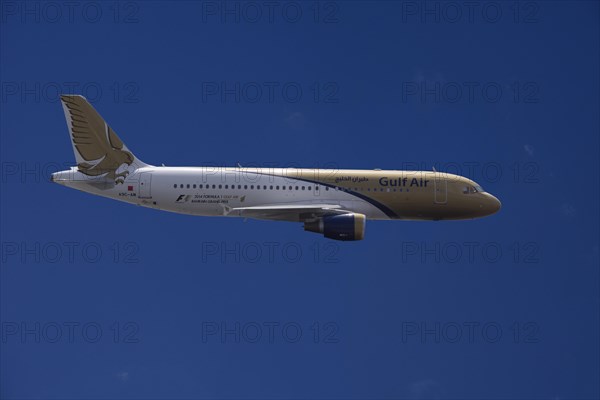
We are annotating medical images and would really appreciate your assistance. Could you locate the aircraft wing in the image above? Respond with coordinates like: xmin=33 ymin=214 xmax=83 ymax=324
xmin=226 ymin=204 xmax=349 ymax=222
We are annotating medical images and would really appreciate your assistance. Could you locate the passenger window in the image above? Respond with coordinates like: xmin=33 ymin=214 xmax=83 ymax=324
xmin=212 ymin=185 xmax=216 ymax=189
xmin=173 ymin=184 xmax=177 ymax=188
xmin=244 ymin=185 xmax=247 ymax=189
xmin=180 ymin=184 xmax=184 ymax=188
xmin=199 ymin=184 xmax=203 ymax=189
xmin=276 ymin=186 xmax=280 ymax=190
xmin=251 ymin=185 xmax=254 ymax=189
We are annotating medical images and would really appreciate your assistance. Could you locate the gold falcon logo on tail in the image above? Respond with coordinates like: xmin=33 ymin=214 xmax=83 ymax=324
xmin=60 ymin=95 xmax=147 ymax=184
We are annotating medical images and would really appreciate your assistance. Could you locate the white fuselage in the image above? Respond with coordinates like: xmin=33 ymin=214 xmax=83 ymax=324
xmin=53 ymin=167 xmax=389 ymax=219
xmin=52 ymin=166 xmax=502 ymax=222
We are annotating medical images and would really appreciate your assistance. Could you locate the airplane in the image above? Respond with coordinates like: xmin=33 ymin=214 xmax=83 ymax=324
xmin=51 ymin=95 xmax=501 ymax=241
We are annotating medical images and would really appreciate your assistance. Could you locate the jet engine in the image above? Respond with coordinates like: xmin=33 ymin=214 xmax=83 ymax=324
xmin=304 ymin=213 xmax=366 ymax=241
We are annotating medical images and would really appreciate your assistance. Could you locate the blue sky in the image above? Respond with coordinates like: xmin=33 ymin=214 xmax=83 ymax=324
xmin=1 ymin=1 xmax=599 ymax=398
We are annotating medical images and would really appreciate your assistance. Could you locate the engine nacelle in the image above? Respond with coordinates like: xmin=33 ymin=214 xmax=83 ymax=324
xmin=304 ymin=213 xmax=366 ymax=241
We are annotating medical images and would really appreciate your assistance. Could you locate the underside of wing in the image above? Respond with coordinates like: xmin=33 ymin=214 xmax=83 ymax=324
xmin=227 ymin=204 xmax=348 ymax=222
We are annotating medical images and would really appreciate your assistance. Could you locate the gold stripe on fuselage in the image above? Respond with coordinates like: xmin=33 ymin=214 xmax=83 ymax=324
xmin=255 ymin=169 xmax=496 ymax=220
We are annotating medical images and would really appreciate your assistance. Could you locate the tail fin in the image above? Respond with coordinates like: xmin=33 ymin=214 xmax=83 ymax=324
xmin=60 ymin=95 xmax=149 ymax=184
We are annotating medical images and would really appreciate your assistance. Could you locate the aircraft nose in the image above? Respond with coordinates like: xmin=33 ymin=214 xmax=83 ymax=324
xmin=487 ymin=193 xmax=501 ymax=214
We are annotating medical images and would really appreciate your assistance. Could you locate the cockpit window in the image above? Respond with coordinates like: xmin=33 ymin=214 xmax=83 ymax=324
xmin=463 ymin=185 xmax=485 ymax=194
